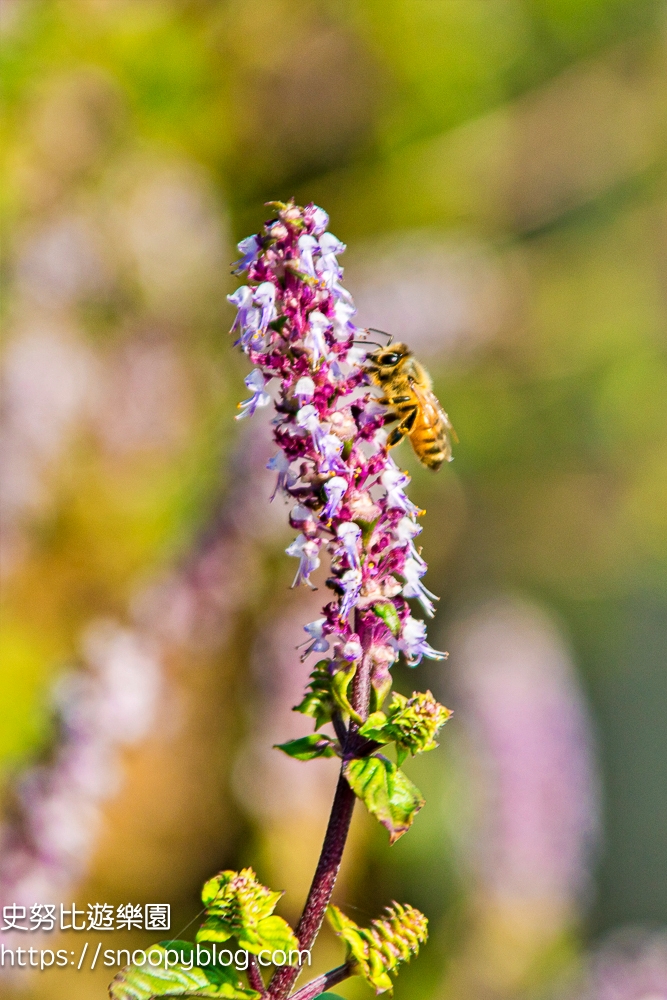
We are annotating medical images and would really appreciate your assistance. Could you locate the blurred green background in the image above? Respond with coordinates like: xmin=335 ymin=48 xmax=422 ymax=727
xmin=1 ymin=1 xmax=667 ymax=998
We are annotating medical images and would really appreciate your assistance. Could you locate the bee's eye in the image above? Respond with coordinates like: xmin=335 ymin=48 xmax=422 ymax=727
xmin=382 ymin=352 xmax=400 ymax=365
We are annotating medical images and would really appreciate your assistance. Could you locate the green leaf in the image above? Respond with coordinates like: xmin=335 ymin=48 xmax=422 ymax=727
xmin=156 ymin=943 xmax=257 ymax=996
xmin=372 ymin=602 xmax=401 ymax=636
xmin=381 ymin=691 xmax=452 ymax=759
xmin=331 ymin=662 xmax=361 ymax=723
xmin=239 ymin=914 xmax=299 ymax=955
xmin=343 ymin=756 xmax=424 ymax=844
xmin=327 ymin=907 xmax=373 ymax=983
xmin=275 ymin=734 xmax=339 ymax=761
xmin=195 ymin=916 xmax=233 ymax=944
xmin=197 ymin=914 xmax=298 ymax=957
xmin=109 ymin=944 xmax=259 ymax=1000
xmin=196 ymin=868 xmax=298 ymax=956
xmin=294 ymin=659 xmax=334 ymax=730
xmin=313 ymin=994 xmax=347 ymax=999
xmin=358 ymin=712 xmax=390 ymax=743
xmin=327 ymin=903 xmax=428 ymax=995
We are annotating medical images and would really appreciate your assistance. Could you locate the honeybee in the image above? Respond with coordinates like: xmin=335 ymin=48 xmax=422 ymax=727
xmin=364 ymin=340 xmax=457 ymax=470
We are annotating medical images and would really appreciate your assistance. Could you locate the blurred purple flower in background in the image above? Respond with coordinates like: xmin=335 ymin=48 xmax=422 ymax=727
xmin=441 ymin=597 xmax=601 ymax=996
xmin=451 ymin=597 xmax=600 ymax=915
xmin=0 ymin=324 xmax=99 ymax=577
xmin=0 ymin=622 xmax=160 ymax=953
xmin=574 ymin=929 xmax=667 ymax=1000
xmin=0 ymin=411 xmax=285 ymax=974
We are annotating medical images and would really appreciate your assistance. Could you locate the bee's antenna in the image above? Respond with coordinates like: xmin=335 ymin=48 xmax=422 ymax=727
xmin=353 ymin=339 xmax=384 ymax=350
xmin=366 ymin=327 xmax=394 ymax=345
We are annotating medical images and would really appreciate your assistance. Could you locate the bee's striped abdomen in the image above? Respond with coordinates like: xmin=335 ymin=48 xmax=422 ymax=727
xmin=409 ymin=399 xmax=451 ymax=470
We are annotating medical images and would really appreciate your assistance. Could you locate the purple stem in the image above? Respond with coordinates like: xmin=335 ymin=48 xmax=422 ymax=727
xmin=248 ymin=956 xmax=266 ymax=995
xmin=267 ymin=617 xmax=372 ymax=999
xmin=289 ymin=963 xmax=353 ymax=1000
xmin=267 ymin=771 xmax=355 ymax=999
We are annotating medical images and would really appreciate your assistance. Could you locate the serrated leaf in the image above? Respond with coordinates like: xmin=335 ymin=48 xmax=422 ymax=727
xmin=195 ymin=916 xmax=233 ymax=944
xmin=326 ymin=907 xmax=369 ymax=974
xmin=358 ymin=712 xmax=390 ymax=744
xmin=343 ymin=756 xmax=424 ymax=844
xmin=372 ymin=603 xmax=401 ymax=636
xmin=238 ymin=914 xmax=299 ymax=955
xmin=197 ymin=914 xmax=298 ymax=957
xmin=197 ymin=868 xmax=297 ymax=957
xmin=172 ymin=946 xmax=256 ymax=996
xmin=380 ymin=691 xmax=452 ymax=760
xmin=275 ymin=734 xmax=339 ymax=761
xmin=294 ymin=659 xmax=334 ymax=730
xmin=327 ymin=903 xmax=427 ymax=995
xmin=109 ymin=944 xmax=258 ymax=1000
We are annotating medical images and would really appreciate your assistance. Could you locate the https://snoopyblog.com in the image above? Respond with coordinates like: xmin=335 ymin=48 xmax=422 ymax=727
xmin=0 ymin=901 xmax=311 ymax=973
xmin=0 ymin=942 xmax=312 ymax=972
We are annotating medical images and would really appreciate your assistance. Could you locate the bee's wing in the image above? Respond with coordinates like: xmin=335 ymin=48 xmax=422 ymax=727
xmin=412 ymin=383 xmax=456 ymax=434
xmin=412 ymin=383 xmax=458 ymax=453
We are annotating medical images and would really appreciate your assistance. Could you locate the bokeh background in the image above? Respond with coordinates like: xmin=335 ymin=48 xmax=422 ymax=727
xmin=1 ymin=1 xmax=667 ymax=998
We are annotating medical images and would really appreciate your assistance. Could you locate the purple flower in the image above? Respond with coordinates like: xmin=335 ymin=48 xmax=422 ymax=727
xmin=267 ymin=451 xmax=294 ymax=499
xmin=402 ymin=557 xmax=438 ymax=617
xmin=381 ymin=465 xmax=422 ymax=517
xmin=317 ymin=233 xmax=347 ymax=294
xmin=297 ymin=234 xmax=319 ymax=279
xmin=228 ymin=282 xmax=276 ymax=350
xmin=296 ymin=403 xmax=321 ymax=434
xmin=337 ymin=522 xmax=362 ymax=569
xmin=294 ymin=376 xmax=315 ymax=403
xmin=236 ymin=369 xmax=271 ymax=420
xmin=396 ymin=615 xmax=447 ymax=666
xmin=319 ymin=433 xmax=346 ymax=473
xmin=286 ymin=533 xmax=321 ymax=589
xmin=342 ymin=636 xmax=362 ymax=661
xmin=323 ymin=476 xmax=348 ymax=519
xmin=339 ymin=567 xmax=363 ymax=620
xmin=232 ymin=235 xmax=261 ymax=274
xmin=227 ymin=200 xmax=444 ymax=703
xmin=333 ymin=299 xmax=357 ymax=341
xmin=300 ymin=618 xmax=330 ymax=659
xmin=393 ymin=515 xmax=426 ymax=568
xmin=304 ymin=311 xmax=331 ymax=364
xmin=228 ymin=286 xmax=258 ymax=346
xmin=253 ymin=281 xmax=277 ymax=332
xmin=304 ymin=204 xmax=329 ymax=235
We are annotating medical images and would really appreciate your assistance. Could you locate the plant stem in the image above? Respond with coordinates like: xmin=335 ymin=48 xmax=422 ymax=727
xmin=248 ymin=956 xmax=266 ymax=995
xmin=267 ymin=770 xmax=355 ymax=999
xmin=289 ymin=963 xmax=353 ymax=1000
xmin=267 ymin=616 xmax=372 ymax=999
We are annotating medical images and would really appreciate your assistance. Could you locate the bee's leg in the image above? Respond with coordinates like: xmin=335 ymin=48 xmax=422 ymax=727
xmin=386 ymin=406 xmax=417 ymax=447
xmin=378 ymin=394 xmax=411 ymax=406
xmin=387 ymin=427 xmax=407 ymax=446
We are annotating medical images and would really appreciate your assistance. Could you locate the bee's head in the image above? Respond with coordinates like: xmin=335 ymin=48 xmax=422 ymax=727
xmin=367 ymin=342 xmax=411 ymax=369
